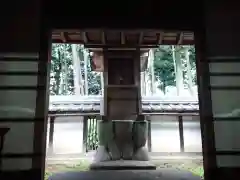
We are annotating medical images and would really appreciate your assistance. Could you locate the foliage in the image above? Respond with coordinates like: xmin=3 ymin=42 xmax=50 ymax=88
xmin=152 ymin=45 xmax=196 ymax=93
xmin=153 ymin=45 xmax=175 ymax=93
xmin=50 ymin=44 xmax=74 ymax=95
xmin=50 ymin=44 xmax=101 ymax=95
xmin=50 ymin=44 xmax=197 ymax=96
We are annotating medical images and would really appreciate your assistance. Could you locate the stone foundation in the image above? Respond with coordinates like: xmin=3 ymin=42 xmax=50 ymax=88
xmin=93 ymin=120 xmax=149 ymax=163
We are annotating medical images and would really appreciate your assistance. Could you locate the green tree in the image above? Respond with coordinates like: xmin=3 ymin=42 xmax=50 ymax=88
xmin=50 ymin=44 xmax=74 ymax=95
xmin=51 ymin=44 xmax=101 ymax=96
xmin=153 ymin=46 xmax=175 ymax=93
xmin=51 ymin=44 xmax=196 ymax=96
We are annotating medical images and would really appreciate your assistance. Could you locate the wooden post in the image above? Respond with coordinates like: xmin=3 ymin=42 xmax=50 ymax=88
xmin=178 ymin=115 xmax=185 ymax=152
xmin=48 ymin=116 xmax=55 ymax=155
xmin=0 ymin=127 xmax=10 ymax=169
xmin=146 ymin=115 xmax=152 ymax=152
xmin=82 ymin=116 xmax=88 ymax=153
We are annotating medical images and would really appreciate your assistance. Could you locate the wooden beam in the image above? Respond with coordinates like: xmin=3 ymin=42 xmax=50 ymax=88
xmin=85 ymin=44 xmax=157 ymax=49
xmin=157 ymin=32 xmax=164 ymax=44
xmin=101 ymin=31 xmax=106 ymax=45
xmin=139 ymin=32 xmax=143 ymax=44
xmin=177 ymin=32 xmax=184 ymax=45
xmin=53 ymin=29 xmax=193 ymax=34
xmin=52 ymin=30 xmax=194 ymax=44
xmin=121 ymin=32 xmax=125 ymax=44
xmin=82 ymin=32 xmax=87 ymax=43
xmin=52 ymin=37 xmax=194 ymax=45
xmin=60 ymin=32 xmax=66 ymax=43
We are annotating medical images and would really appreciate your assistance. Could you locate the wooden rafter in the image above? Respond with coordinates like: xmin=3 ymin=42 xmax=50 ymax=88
xmin=157 ymin=32 xmax=163 ymax=44
xmin=60 ymin=32 xmax=66 ymax=43
xmin=177 ymin=32 xmax=184 ymax=45
xmin=121 ymin=32 xmax=125 ymax=44
xmin=82 ymin=32 xmax=87 ymax=43
xmin=101 ymin=31 xmax=106 ymax=45
xmin=139 ymin=32 xmax=143 ymax=44
xmin=52 ymin=30 xmax=194 ymax=46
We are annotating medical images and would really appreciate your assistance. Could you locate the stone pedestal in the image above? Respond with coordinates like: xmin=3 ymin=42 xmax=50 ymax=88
xmin=91 ymin=120 xmax=155 ymax=169
xmin=93 ymin=120 xmax=150 ymax=162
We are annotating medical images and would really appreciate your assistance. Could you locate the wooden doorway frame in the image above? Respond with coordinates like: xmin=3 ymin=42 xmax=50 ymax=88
xmin=194 ymin=30 xmax=217 ymax=180
xmin=33 ymin=29 xmax=52 ymax=179
xmin=36 ymin=27 xmax=215 ymax=180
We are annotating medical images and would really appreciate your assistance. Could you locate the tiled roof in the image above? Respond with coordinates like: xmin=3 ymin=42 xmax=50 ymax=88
xmin=49 ymin=95 xmax=199 ymax=114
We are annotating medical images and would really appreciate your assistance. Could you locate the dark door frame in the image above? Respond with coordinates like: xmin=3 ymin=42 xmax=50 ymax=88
xmin=37 ymin=27 xmax=214 ymax=180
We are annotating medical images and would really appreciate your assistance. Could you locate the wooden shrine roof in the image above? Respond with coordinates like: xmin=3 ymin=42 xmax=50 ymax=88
xmin=52 ymin=30 xmax=194 ymax=47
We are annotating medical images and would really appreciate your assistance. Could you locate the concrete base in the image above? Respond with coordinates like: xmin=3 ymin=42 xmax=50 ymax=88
xmin=90 ymin=160 xmax=156 ymax=170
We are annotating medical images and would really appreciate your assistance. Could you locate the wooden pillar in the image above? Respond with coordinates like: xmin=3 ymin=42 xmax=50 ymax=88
xmin=0 ymin=1 xmax=49 ymax=178
xmin=0 ymin=128 xmax=10 ymax=169
xmin=197 ymin=2 xmax=240 ymax=180
xmin=178 ymin=115 xmax=185 ymax=152
xmin=146 ymin=115 xmax=152 ymax=152
xmin=82 ymin=116 xmax=88 ymax=153
xmin=48 ymin=116 xmax=55 ymax=155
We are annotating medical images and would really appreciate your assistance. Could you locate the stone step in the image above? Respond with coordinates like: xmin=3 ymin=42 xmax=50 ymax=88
xmin=90 ymin=160 xmax=156 ymax=170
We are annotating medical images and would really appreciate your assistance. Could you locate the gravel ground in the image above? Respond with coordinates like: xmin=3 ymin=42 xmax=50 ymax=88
xmin=45 ymin=158 xmax=204 ymax=180
xmin=48 ymin=169 xmax=202 ymax=180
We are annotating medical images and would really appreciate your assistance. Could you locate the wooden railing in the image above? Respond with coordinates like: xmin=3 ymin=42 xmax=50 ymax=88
xmin=46 ymin=113 xmax=201 ymax=156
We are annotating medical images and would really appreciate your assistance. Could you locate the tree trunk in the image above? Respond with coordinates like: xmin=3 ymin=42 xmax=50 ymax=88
xmin=145 ymin=71 xmax=150 ymax=96
xmin=148 ymin=49 xmax=155 ymax=95
xmin=71 ymin=44 xmax=84 ymax=95
xmin=172 ymin=45 xmax=177 ymax=78
xmin=141 ymin=72 xmax=146 ymax=96
xmin=55 ymin=50 xmax=62 ymax=95
xmin=60 ymin=48 xmax=65 ymax=95
xmin=100 ymin=72 xmax=104 ymax=95
xmin=63 ymin=45 xmax=68 ymax=94
xmin=172 ymin=45 xmax=184 ymax=96
xmin=163 ymin=80 xmax=166 ymax=94
xmin=185 ymin=46 xmax=194 ymax=96
xmin=150 ymin=49 xmax=155 ymax=95
xmin=83 ymin=50 xmax=88 ymax=95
